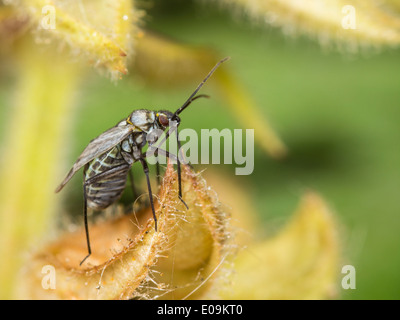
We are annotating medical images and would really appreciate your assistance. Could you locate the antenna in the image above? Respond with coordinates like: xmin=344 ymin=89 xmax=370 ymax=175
xmin=172 ymin=56 xmax=230 ymax=119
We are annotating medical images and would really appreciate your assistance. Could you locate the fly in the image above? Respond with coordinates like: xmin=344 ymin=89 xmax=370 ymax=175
xmin=55 ymin=57 xmax=230 ymax=265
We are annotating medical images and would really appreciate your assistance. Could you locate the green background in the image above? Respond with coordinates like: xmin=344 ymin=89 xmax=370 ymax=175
xmin=1 ymin=0 xmax=400 ymax=299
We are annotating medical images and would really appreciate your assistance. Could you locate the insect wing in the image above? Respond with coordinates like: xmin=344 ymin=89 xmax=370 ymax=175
xmin=55 ymin=125 xmax=134 ymax=193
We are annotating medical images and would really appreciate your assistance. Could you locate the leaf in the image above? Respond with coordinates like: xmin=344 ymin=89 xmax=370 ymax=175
xmin=220 ymin=191 xmax=340 ymax=300
xmin=9 ymin=0 xmax=140 ymax=77
xmin=213 ymin=0 xmax=400 ymax=51
xmin=16 ymin=164 xmax=233 ymax=300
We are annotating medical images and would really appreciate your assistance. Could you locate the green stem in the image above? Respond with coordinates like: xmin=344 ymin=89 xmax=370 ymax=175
xmin=0 ymin=37 xmax=79 ymax=299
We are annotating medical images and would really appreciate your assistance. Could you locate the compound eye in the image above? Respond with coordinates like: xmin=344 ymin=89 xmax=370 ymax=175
xmin=158 ymin=114 xmax=169 ymax=126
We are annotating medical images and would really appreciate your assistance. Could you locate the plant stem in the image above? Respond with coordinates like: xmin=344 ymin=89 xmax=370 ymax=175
xmin=0 ymin=37 xmax=80 ymax=299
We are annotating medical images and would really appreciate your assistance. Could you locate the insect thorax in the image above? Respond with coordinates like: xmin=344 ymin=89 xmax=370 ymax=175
xmin=127 ymin=109 xmax=156 ymax=133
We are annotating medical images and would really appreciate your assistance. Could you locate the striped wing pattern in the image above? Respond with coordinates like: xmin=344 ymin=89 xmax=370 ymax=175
xmin=55 ymin=125 xmax=134 ymax=192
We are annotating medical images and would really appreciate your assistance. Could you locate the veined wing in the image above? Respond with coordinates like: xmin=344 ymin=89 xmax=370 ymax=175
xmin=55 ymin=125 xmax=135 ymax=193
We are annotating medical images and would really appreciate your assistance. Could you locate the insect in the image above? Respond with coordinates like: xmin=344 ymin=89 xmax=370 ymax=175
xmin=55 ymin=57 xmax=230 ymax=265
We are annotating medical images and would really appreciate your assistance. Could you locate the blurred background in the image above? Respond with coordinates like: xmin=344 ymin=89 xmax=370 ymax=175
xmin=0 ymin=0 xmax=400 ymax=299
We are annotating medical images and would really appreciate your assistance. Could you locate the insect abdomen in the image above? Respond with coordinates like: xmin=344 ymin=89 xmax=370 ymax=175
xmin=86 ymin=173 xmax=129 ymax=209
xmin=84 ymin=145 xmax=130 ymax=210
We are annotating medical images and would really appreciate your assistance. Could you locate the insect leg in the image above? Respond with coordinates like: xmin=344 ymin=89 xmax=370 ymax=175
xmin=80 ymin=182 xmax=91 ymax=266
xmin=139 ymin=158 xmax=158 ymax=231
xmin=154 ymin=148 xmax=161 ymax=187
xmin=175 ymin=129 xmax=189 ymax=209
xmin=147 ymin=147 xmax=189 ymax=210
xmin=80 ymin=164 xmax=130 ymax=266
xmin=160 ymin=121 xmax=189 ymax=209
